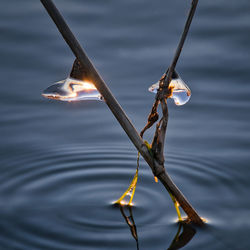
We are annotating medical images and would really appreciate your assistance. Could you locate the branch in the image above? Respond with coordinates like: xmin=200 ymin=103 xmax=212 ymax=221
xmin=40 ymin=0 xmax=204 ymax=225
xmin=140 ymin=0 xmax=199 ymax=139
xmin=161 ymin=0 xmax=199 ymax=90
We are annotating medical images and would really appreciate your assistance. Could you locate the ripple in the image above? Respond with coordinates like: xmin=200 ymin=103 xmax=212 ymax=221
xmin=0 ymin=144 xmax=173 ymax=222
xmin=0 ymin=144 xmax=173 ymax=249
xmin=0 ymin=144 xmax=243 ymax=249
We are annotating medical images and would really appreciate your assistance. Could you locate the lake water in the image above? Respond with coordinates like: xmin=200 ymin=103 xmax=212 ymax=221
xmin=1 ymin=0 xmax=250 ymax=249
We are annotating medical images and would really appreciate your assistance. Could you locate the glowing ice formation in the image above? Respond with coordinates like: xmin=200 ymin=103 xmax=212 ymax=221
xmin=148 ymin=71 xmax=191 ymax=105
xmin=42 ymin=77 xmax=102 ymax=101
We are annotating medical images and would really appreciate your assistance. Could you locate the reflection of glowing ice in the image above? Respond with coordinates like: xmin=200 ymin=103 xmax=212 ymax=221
xmin=42 ymin=77 xmax=102 ymax=101
xmin=148 ymin=71 xmax=191 ymax=106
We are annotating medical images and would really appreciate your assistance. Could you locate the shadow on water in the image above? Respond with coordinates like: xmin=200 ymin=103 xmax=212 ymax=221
xmin=117 ymin=204 xmax=196 ymax=250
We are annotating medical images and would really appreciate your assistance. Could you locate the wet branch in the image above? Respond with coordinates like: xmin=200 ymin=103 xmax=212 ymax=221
xmin=40 ymin=0 xmax=203 ymax=225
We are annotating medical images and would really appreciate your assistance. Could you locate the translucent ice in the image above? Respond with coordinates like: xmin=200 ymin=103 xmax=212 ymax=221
xmin=148 ymin=71 xmax=191 ymax=105
xmin=42 ymin=77 xmax=102 ymax=102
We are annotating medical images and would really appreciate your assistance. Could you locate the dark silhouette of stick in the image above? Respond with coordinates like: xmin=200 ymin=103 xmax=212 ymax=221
xmin=162 ymin=0 xmax=199 ymax=90
xmin=150 ymin=0 xmax=200 ymax=216
xmin=140 ymin=0 xmax=199 ymax=141
xmin=40 ymin=0 xmax=204 ymax=225
xmin=141 ymin=0 xmax=199 ymax=165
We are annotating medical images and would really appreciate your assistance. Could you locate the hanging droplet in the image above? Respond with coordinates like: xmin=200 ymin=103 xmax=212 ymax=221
xmin=148 ymin=71 xmax=191 ymax=106
xmin=42 ymin=77 xmax=103 ymax=102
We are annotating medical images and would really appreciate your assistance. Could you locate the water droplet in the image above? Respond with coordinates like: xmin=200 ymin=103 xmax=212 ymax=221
xmin=148 ymin=71 xmax=191 ymax=105
xmin=42 ymin=77 xmax=103 ymax=102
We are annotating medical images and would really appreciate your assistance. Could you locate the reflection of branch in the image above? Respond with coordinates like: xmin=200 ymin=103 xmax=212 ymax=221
xmin=167 ymin=222 xmax=196 ymax=250
xmin=119 ymin=205 xmax=139 ymax=250
xmin=118 ymin=204 xmax=195 ymax=250
xmin=40 ymin=0 xmax=203 ymax=225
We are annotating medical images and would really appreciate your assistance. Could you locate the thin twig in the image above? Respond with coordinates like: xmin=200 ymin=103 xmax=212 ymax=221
xmin=142 ymin=0 xmax=199 ymax=169
xmin=152 ymin=0 xmax=199 ymax=220
xmin=161 ymin=0 xmax=199 ymax=90
xmin=40 ymin=0 xmax=204 ymax=225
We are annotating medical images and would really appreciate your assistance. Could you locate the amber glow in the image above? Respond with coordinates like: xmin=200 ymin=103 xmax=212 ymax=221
xmin=114 ymin=153 xmax=140 ymax=207
xmin=42 ymin=77 xmax=102 ymax=102
xmin=119 ymin=200 xmax=126 ymax=205
xmin=201 ymin=217 xmax=208 ymax=223
xmin=167 ymin=85 xmax=174 ymax=98
xmin=71 ymin=80 xmax=97 ymax=91
xmin=114 ymin=159 xmax=139 ymax=206
xmin=119 ymin=200 xmax=134 ymax=207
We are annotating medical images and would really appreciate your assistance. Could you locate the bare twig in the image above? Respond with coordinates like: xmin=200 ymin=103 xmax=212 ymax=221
xmin=40 ymin=0 xmax=203 ymax=225
xmin=140 ymin=99 xmax=159 ymax=138
xmin=139 ymin=0 xmax=201 ymax=223
xmin=141 ymin=0 xmax=199 ymax=138
xmin=161 ymin=0 xmax=199 ymax=91
xmin=148 ymin=0 xmax=200 ymax=221
xmin=141 ymin=0 xmax=199 ymax=168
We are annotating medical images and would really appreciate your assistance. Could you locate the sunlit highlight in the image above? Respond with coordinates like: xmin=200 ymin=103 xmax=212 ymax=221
xmin=114 ymin=153 xmax=140 ymax=206
xmin=169 ymin=192 xmax=183 ymax=221
xmin=42 ymin=77 xmax=103 ymax=101
xmin=114 ymin=170 xmax=138 ymax=206
xmin=148 ymin=72 xmax=191 ymax=106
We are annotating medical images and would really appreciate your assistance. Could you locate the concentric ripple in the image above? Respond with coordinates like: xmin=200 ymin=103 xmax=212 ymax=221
xmin=0 ymin=144 xmax=243 ymax=249
xmin=0 ymin=144 xmax=172 ymax=249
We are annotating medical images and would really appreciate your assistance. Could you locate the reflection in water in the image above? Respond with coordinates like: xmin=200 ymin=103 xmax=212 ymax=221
xmin=167 ymin=222 xmax=196 ymax=250
xmin=119 ymin=205 xmax=139 ymax=250
xmin=118 ymin=205 xmax=196 ymax=250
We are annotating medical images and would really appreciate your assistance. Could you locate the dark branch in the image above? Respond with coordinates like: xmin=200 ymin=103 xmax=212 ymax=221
xmin=40 ymin=0 xmax=204 ymax=225
xmin=162 ymin=0 xmax=199 ymax=90
xmin=70 ymin=58 xmax=89 ymax=80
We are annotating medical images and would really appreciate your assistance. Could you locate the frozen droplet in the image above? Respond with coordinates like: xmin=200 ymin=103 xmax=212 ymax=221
xmin=42 ymin=77 xmax=102 ymax=102
xmin=148 ymin=71 xmax=191 ymax=106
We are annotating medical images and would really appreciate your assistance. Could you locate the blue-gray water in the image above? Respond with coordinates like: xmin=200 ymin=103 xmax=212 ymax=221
xmin=1 ymin=0 xmax=250 ymax=249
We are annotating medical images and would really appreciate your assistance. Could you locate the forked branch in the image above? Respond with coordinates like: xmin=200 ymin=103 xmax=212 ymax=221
xmin=40 ymin=0 xmax=203 ymax=225
xmin=140 ymin=0 xmax=200 ymax=223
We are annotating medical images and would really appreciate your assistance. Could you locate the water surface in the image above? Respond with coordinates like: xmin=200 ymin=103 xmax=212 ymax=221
xmin=0 ymin=0 xmax=250 ymax=249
